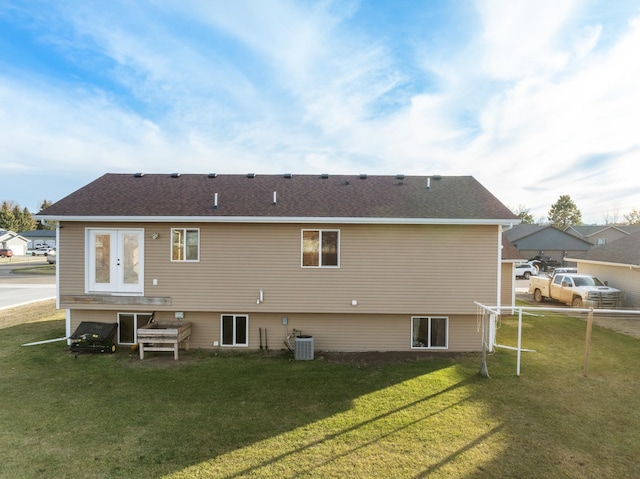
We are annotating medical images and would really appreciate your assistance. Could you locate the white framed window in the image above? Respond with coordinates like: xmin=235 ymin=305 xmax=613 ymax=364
xmin=171 ymin=228 xmax=200 ymax=261
xmin=221 ymin=314 xmax=248 ymax=347
xmin=86 ymin=229 xmax=144 ymax=294
xmin=301 ymin=229 xmax=340 ymax=267
xmin=411 ymin=316 xmax=448 ymax=349
xmin=596 ymin=238 xmax=607 ymax=246
xmin=117 ymin=312 xmax=153 ymax=345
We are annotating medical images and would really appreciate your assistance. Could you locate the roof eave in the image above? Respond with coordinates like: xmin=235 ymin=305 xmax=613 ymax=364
xmin=565 ymin=257 xmax=640 ymax=269
xmin=38 ymin=215 xmax=519 ymax=226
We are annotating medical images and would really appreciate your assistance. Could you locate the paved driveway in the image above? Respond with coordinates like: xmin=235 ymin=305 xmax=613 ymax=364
xmin=0 ymin=259 xmax=56 ymax=310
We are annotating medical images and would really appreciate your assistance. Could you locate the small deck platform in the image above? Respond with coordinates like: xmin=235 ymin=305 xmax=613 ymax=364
xmin=137 ymin=321 xmax=192 ymax=360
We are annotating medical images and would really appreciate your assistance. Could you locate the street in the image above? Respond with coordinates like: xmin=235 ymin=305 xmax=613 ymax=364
xmin=0 ymin=257 xmax=56 ymax=310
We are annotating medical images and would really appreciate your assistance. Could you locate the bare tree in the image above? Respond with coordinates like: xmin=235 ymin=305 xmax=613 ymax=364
xmin=511 ymin=204 xmax=535 ymax=224
xmin=602 ymin=206 xmax=620 ymax=225
xmin=624 ymin=209 xmax=640 ymax=225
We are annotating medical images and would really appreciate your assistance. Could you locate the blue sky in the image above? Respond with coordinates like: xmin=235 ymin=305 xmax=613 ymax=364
xmin=2 ymin=1 xmax=640 ymax=224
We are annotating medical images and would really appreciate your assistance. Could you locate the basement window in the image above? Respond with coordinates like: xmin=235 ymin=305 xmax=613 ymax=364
xmin=411 ymin=316 xmax=448 ymax=349
xmin=221 ymin=314 xmax=248 ymax=347
xmin=118 ymin=312 xmax=153 ymax=345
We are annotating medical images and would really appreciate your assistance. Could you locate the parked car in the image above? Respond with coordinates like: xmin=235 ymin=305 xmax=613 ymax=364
xmin=27 ymin=246 xmax=55 ymax=256
xmin=0 ymin=248 xmax=13 ymax=258
xmin=514 ymin=261 xmax=538 ymax=279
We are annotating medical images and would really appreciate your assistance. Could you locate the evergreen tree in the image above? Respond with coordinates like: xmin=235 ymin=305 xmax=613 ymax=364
xmin=548 ymin=195 xmax=582 ymax=228
xmin=0 ymin=201 xmax=37 ymax=231
xmin=16 ymin=206 xmax=36 ymax=231
xmin=0 ymin=201 xmax=17 ymax=231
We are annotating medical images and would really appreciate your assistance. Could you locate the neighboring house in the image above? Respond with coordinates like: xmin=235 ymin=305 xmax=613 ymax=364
xmin=19 ymin=229 xmax=57 ymax=250
xmin=567 ymin=231 xmax=640 ymax=309
xmin=503 ymin=224 xmax=593 ymax=266
xmin=565 ymin=225 xmax=640 ymax=246
xmin=38 ymin=173 xmax=518 ymax=353
xmin=0 ymin=230 xmax=29 ymax=255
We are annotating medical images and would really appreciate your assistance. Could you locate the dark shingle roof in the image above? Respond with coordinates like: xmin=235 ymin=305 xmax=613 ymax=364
xmin=502 ymin=236 xmax=525 ymax=260
xmin=39 ymin=173 xmax=517 ymax=222
xmin=503 ymin=224 xmax=550 ymax=242
xmin=570 ymin=231 xmax=640 ymax=266
xmin=566 ymin=225 xmax=640 ymax=239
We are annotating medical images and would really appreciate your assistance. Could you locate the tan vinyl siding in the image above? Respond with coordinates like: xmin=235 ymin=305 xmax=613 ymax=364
xmin=58 ymin=223 xmax=88 ymax=297
xmin=60 ymin=222 xmax=500 ymax=314
xmin=60 ymin=221 xmax=499 ymax=352
xmin=69 ymin=310 xmax=483 ymax=352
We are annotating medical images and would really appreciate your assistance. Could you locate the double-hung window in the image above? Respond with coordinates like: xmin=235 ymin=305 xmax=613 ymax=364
xmin=302 ymin=229 xmax=339 ymax=267
xmin=411 ymin=316 xmax=448 ymax=349
xmin=172 ymin=228 xmax=199 ymax=261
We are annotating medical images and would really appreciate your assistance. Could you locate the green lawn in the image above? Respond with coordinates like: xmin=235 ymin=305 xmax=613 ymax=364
xmin=1 ymin=304 xmax=639 ymax=478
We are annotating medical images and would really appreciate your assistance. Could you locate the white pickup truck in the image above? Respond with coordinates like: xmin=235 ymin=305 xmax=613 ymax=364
xmin=529 ymin=272 xmax=623 ymax=308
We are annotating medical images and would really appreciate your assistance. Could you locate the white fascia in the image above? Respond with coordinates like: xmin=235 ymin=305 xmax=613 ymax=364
xmin=38 ymin=215 xmax=519 ymax=226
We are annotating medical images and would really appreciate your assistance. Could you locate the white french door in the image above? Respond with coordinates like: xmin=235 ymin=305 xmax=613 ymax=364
xmin=87 ymin=229 xmax=144 ymax=294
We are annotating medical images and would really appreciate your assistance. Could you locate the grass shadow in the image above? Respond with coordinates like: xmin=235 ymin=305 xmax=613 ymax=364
xmin=1 ymin=318 xmax=473 ymax=478
xmin=4 ymin=305 xmax=640 ymax=478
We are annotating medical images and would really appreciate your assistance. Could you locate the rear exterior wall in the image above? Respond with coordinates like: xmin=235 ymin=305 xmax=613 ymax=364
xmin=69 ymin=309 xmax=483 ymax=352
xmin=59 ymin=221 xmax=500 ymax=352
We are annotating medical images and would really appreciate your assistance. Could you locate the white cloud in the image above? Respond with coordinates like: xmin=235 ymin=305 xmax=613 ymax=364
xmin=459 ymin=12 xmax=640 ymax=223
xmin=474 ymin=0 xmax=579 ymax=79
xmin=3 ymin=1 xmax=640 ymax=224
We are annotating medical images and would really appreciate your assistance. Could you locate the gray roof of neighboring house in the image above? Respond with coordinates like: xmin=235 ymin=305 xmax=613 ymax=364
xmin=565 ymin=225 xmax=640 ymax=238
xmin=503 ymin=224 xmax=549 ymax=242
xmin=38 ymin=173 xmax=518 ymax=223
xmin=503 ymin=224 xmax=593 ymax=250
xmin=18 ymin=230 xmax=56 ymax=238
xmin=569 ymin=231 xmax=640 ymax=266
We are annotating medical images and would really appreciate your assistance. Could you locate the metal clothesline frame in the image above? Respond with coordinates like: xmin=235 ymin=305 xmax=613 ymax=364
xmin=475 ymin=302 xmax=640 ymax=378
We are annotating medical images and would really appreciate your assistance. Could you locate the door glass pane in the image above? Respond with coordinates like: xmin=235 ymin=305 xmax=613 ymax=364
xmin=122 ymin=233 xmax=139 ymax=285
xmin=95 ymin=234 xmax=111 ymax=284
